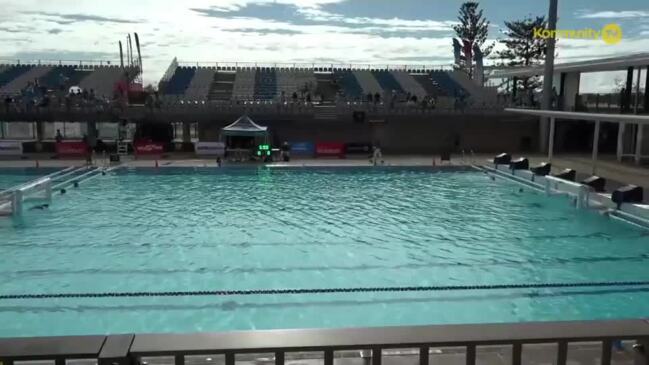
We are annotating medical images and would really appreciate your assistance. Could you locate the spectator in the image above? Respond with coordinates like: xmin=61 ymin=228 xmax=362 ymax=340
xmin=366 ymin=93 xmax=373 ymax=103
xmin=292 ymin=92 xmax=298 ymax=103
xmin=374 ymin=92 xmax=380 ymax=104
xmin=55 ymin=129 xmax=63 ymax=143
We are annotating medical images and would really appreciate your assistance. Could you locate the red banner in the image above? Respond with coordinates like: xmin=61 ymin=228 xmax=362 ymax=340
xmin=56 ymin=142 xmax=89 ymax=156
xmin=315 ymin=142 xmax=345 ymax=158
xmin=134 ymin=141 xmax=164 ymax=155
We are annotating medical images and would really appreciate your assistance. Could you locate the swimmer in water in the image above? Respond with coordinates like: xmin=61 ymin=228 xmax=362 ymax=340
xmin=29 ymin=204 xmax=49 ymax=210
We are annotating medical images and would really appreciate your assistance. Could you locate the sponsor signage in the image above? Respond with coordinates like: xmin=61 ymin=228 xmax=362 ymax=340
xmin=315 ymin=142 xmax=345 ymax=158
xmin=290 ymin=142 xmax=315 ymax=156
xmin=0 ymin=141 xmax=23 ymax=156
xmin=134 ymin=141 xmax=164 ymax=155
xmin=55 ymin=141 xmax=88 ymax=156
xmin=195 ymin=142 xmax=225 ymax=156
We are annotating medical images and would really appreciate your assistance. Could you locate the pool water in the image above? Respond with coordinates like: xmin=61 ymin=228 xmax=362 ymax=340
xmin=1 ymin=166 xmax=648 ymax=337
xmin=0 ymin=168 xmax=59 ymax=190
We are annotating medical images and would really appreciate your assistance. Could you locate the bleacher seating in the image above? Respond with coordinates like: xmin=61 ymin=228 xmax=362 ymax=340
xmin=184 ymin=67 xmax=215 ymax=100
xmin=164 ymin=66 xmax=196 ymax=95
xmin=0 ymin=65 xmax=32 ymax=92
xmin=390 ymin=71 xmax=426 ymax=100
xmin=254 ymin=68 xmax=277 ymax=100
xmin=276 ymin=69 xmax=316 ymax=98
xmin=372 ymin=70 xmax=404 ymax=94
xmin=78 ymin=66 xmax=123 ymax=99
xmin=449 ymin=71 xmax=497 ymax=104
xmin=0 ymin=66 xmax=52 ymax=95
xmin=232 ymin=69 xmax=255 ymax=100
xmin=352 ymin=70 xmax=383 ymax=95
xmin=335 ymin=70 xmax=363 ymax=100
xmin=208 ymin=71 xmax=235 ymax=101
xmin=38 ymin=66 xmax=92 ymax=91
xmin=430 ymin=70 xmax=466 ymax=97
xmin=413 ymin=74 xmax=443 ymax=96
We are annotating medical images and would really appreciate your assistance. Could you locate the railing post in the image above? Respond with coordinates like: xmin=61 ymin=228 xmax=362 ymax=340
xmin=174 ymin=355 xmax=184 ymax=365
xmin=512 ymin=343 xmax=522 ymax=365
xmin=225 ymin=352 xmax=235 ymax=365
xmin=324 ymin=349 xmax=334 ymax=365
xmin=601 ymin=340 xmax=612 ymax=365
xmin=466 ymin=344 xmax=476 ymax=365
xmin=419 ymin=346 xmax=429 ymax=365
xmin=372 ymin=347 xmax=382 ymax=365
xmin=557 ymin=341 xmax=568 ymax=365
xmin=275 ymin=352 xmax=284 ymax=365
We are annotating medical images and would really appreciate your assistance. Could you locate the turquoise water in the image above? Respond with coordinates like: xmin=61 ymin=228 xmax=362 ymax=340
xmin=0 ymin=168 xmax=59 ymax=190
xmin=1 ymin=166 xmax=648 ymax=337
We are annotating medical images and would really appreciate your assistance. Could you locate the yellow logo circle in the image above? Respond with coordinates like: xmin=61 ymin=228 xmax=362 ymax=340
xmin=601 ymin=23 xmax=622 ymax=45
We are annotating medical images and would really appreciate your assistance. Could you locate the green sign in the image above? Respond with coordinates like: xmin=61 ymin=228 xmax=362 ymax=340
xmin=257 ymin=144 xmax=271 ymax=156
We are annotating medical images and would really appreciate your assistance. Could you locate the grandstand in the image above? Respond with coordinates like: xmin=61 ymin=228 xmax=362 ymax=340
xmin=157 ymin=61 xmax=492 ymax=106
xmin=0 ymin=62 xmax=125 ymax=99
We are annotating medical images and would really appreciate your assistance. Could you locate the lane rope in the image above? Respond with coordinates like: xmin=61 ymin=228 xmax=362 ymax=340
xmin=2 ymin=281 xmax=649 ymax=300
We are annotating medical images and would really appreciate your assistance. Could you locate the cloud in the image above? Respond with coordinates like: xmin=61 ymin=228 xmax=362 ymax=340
xmin=47 ymin=28 xmax=63 ymax=34
xmin=576 ymin=10 xmax=649 ymax=19
xmin=22 ymin=11 xmax=139 ymax=25
xmin=191 ymin=3 xmax=455 ymax=36
xmin=6 ymin=50 xmax=117 ymax=62
xmin=221 ymin=28 xmax=304 ymax=35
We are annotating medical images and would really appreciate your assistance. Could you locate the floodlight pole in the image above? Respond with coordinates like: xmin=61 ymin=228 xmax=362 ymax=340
xmin=540 ymin=0 xmax=558 ymax=153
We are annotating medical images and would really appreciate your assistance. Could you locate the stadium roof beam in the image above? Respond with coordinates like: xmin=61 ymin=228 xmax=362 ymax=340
xmin=505 ymin=108 xmax=649 ymax=174
xmin=488 ymin=52 xmax=649 ymax=79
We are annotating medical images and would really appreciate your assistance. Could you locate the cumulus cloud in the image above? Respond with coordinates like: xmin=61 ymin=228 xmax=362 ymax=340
xmin=576 ymin=10 xmax=649 ymax=19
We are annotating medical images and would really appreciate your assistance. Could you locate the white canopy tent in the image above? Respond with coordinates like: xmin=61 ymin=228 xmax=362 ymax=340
xmin=506 ymin=108 xmax=649 ymax=174
xmin=221 ymin=115 xmax=269 ymax=138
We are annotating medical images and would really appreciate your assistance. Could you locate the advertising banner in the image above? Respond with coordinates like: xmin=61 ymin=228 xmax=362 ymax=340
xmin=195 ymin=142 xmax=226 ymax=156
xmin=289 ymin=142 xmax=315 ymax=156
xmin=55 ymin=141 xmax=88 ymax=156
xmin=315 ymin=142 xmax=345 ymax=158
xmin=0 ymin=141 xmax=23 ymax=156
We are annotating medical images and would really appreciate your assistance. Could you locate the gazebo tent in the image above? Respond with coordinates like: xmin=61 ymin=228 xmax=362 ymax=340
xmin=221 ymin=115 xmax=269 ymax=140
xmin=220 ymin=115 xmax=270 ymax=155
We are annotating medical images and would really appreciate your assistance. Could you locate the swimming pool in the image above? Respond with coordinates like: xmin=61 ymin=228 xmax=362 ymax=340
xmin=1 ymin=166 xmax=648 ymax=337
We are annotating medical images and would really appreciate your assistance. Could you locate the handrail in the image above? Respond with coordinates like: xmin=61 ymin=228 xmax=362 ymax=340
xmin=1 ymin=319 xmax=648 ymax=364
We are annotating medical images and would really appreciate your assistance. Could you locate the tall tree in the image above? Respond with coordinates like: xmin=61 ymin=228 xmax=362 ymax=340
xmin=452 ymin=2 xmax=494 ymax=79
xmin=496 ymin=16 xmax=550 ymax=93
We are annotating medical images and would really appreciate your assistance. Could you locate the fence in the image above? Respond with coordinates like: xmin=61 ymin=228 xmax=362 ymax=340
xmin=1 ymin=319 xmax=649 ymax=365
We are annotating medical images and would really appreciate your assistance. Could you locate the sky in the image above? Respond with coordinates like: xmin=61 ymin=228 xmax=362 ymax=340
xmin=1 ymin=0 xmax=648 ymax=92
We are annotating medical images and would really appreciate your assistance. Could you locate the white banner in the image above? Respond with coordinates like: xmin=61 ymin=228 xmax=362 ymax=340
xmin=0 ymin=141 xmax=23 ymax=156
xmin=195 ymin=142 xmax=225 ymax=156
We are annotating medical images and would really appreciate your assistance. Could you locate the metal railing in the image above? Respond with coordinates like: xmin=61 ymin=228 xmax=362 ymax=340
xmin=0 ymin=59 xmax=120 ymax=68
xmin=1 ymin=320 xmax=648 ymax=365
xmin=174 ymin=61 xmax=454 ymax=72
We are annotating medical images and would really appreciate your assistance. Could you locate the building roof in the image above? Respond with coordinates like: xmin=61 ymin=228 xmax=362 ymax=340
xmin=488 ymin=53 xmax=649 ymax=79
xmin=505 ymin=108 xmax=649 ymax=125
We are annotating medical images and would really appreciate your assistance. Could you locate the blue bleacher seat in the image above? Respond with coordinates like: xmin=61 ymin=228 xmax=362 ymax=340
xmin=335 ymin=70 xmax=363 ymax=99
xmin=39 ymin=66 xmax=90 ymax=90
xmin=430 ymin=71 xmax=467 ymax=97
xmin=164 ymin=67 xmax=196 ymax=95
xmin=0 ymin=65 xmax=33 ymax=88
xmin=253 ymin=68 xmax=277 ymax=100
xmin=373 ymin=70 xmax=404 ymax=93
